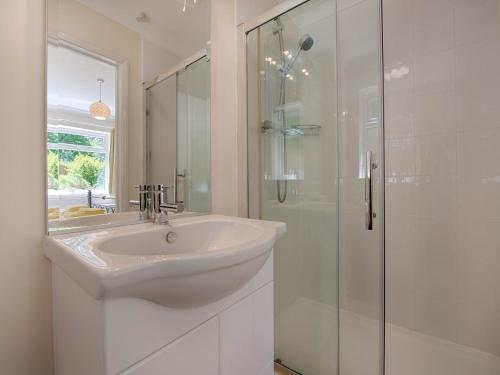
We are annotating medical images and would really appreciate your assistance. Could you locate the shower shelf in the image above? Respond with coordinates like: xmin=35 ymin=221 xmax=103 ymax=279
xmin=261 ymin=123 xmax=322 ymax=137
xmin=274 ymin=101 xmax=304 ymax=113
xmin=293 ymin=124 xmax=321 ymax=136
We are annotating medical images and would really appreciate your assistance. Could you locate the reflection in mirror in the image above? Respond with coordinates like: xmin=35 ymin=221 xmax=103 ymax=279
xmin=146 ymin=55 xmax=211 ymax=213
xmin=178 ymin=58 xmax=211 ymax=213
xmin=46 ymin=0 xmax=211 ymax=233
xmin=47 ymin=41 xmax=119 ymax=217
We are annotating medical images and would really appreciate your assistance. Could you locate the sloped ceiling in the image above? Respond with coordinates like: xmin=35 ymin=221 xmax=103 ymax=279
xmin=77 ymin=0 xmax=210 ymax=60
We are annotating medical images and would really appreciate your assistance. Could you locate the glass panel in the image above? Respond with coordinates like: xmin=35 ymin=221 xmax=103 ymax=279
xmin=337 ymin=0 xmax=383 ymax=374
xmin=247 ymin=1 xmax=339 ymax=373
xmin=247 ymin=0 xmax=384 ymax=374
xmin=145 ymin=74 xmax=177 ymax=188
xmin=146 ymin=57 xmax=211 ymax=212
xmin=177 ymin=58 xmax=211 ymax=212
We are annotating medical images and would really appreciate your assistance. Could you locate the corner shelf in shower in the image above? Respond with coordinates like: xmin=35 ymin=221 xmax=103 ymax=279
xmin=261 ymin=123 xmax=322 ymax=137
xmin=292 ymin=124 xmax=321 ymax=136
xmin=274 ymin=101 xmax=304 ymax=113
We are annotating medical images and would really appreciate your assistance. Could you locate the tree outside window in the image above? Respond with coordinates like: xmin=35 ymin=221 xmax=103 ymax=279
xmin=47 ymin=127 xmax=109 ymax=194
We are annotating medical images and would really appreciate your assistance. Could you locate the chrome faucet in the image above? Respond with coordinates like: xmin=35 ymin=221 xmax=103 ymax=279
xmin=151 ymin=184 xmax=185 ymax=225
xmin=129 ymin=185 xmax=152 ymax=220
xmin=130 ymin=183 xmax=184 ymax=224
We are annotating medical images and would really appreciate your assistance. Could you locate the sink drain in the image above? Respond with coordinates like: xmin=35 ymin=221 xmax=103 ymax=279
xmin=165 ymin=231 xmax=177 ymax=243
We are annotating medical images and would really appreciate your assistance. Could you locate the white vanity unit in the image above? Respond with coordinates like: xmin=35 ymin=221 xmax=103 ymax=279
xmin=44 ymin=215 xmax=285 ymax=375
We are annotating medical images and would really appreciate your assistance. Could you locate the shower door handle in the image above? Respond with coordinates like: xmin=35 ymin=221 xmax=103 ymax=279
xmin=173 ymin=168 xmax=185 ymax=204
xmin=365 ymin=151 xmax=374 ymax=231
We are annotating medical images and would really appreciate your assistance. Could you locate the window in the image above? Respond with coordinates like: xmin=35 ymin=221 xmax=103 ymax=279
xmin=47 ymin=125 xmax=111 ymax=195
xmin=47 ymin=41 xmax=117 ymax=209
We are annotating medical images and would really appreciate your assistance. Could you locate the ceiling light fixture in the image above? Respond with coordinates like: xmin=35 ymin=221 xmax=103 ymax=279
xmin=89 ymin=78 xmax=111 ymax=121
xmin=135 ymin=12 xmax=150 ymax=23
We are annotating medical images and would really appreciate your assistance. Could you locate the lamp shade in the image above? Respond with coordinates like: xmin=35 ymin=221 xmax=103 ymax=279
xmin=89 ymin=101 xmax=111 ymax=120
xmin=90 ymin=78 xmax=111 ymax=120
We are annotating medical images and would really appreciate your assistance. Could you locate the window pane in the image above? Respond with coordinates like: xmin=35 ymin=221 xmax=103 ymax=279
xmin=48 ymin=131 xmax=105 ymax=147
xmin=47 ymin=131 xmax=58 ymax=143
xmin=48 ymin=150 xmax=106 ymax=192
xmin=47 ymin=150 xmax=60 ymax=190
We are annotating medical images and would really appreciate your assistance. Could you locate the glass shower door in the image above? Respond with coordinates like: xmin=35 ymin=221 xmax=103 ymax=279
xmin=177 ymin=58 xmax=211 ymax=213
xmin=247 ymin=0 xmax=384 ymax=374
xmin=248 ymin=1 xmax=339 ymax=373
xmin=145 ymin=75 xmax=177 ymax=187
xmin=337 ymin=0 xmax=384 ymax=373
xmin=146 ymin=57 xmax=211 ymax=212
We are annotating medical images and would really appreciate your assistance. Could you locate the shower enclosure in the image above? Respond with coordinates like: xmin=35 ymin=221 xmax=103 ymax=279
xmin=145 ymin=55 xmax=211 ymax=213
xmin=246 ymin=0 xmax=383 ymax=374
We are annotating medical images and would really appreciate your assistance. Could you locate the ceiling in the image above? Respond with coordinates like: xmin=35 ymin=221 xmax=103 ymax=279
xmin=47 ymin=43 xmax=117 ymax=118
xmin=77 ymin=0 xmax=211 ymax=61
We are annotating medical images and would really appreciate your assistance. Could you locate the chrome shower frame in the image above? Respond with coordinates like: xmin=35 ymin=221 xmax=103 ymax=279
xmin=273 ymin=17 xmax=288 ymax=203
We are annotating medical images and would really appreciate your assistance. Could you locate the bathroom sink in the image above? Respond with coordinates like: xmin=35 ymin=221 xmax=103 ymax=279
xmin=44 ymin=215 xmax=286 ymax=307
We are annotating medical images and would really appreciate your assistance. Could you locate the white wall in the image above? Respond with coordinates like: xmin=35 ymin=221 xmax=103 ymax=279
xmin=384 ymin=0 xmax=500 ymax=370
xmin=210 ymin=0 xmax=239 ymax=215
xmin=141 ymin=40 xmax=181 ymax=83
xmin=235 ymin=0 xmax=278 ymax=24
xmin=0 ymin=1 xmax=54 ymax=374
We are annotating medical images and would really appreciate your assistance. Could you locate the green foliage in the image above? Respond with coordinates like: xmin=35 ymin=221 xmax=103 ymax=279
xmin=47 ymin=132 xmax=58 ymax=143
xmin=47 ymin=132 xmax=104 ymax=147
xmin=58 ymin=173 xmax=86 ymax=190
xmin=47 ymin=151 xmax=60 ymax=190
xmin=47 ymin=131 xmax=106 ymax=191
xmin=47 ymin=151 xmax=59 ymax=179
xmin=58 ymin=150 xmax=84 ymax=163
xmin=67 ymin=154 xmax=104 ymax=189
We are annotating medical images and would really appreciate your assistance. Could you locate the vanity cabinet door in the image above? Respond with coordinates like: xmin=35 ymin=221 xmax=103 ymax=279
xmin=219 ymin=283 xmax=274 ymax=375
xmin=121 ymin=317 xmax=218 ymax=375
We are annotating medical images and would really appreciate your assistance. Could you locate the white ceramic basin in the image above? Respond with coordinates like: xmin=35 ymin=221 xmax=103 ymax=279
xmin=44 ymin=215 xmax=286 ymax=307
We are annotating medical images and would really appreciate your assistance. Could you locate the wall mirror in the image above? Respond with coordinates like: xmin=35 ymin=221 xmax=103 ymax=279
xmin=46 ymin=0 xmax=211 ymax=233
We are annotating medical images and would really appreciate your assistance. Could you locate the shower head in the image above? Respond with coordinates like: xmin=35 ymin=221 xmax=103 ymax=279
xmin=299 ymin=34 xmax=314 ymax=51
xmin=284 ymin=34 xmax=314 ymax=73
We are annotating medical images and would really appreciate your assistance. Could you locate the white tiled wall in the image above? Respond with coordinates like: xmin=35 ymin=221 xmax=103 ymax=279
xmin=384 ymin=0 xmax=500 ymax=370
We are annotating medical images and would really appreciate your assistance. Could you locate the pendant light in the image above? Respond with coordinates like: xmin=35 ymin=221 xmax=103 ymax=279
xmin=89 ymin=78 xmax=111 ymax=121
